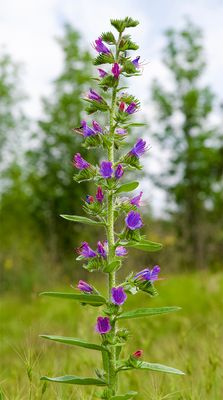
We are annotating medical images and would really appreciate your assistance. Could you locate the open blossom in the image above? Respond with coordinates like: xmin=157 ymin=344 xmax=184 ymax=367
xmin=130 ymin=191 xmax=143 ymax=208
xmin=77 ymin=242 xmax=96 ymax=258
xmin=92 ymin=120 xmax=103 ymax=133
xmin=134 ymin=265 xmax=160 ymax=281
xmin=115 ymin=164 xmax=124 ymax=179
xmin=81 ymin=120 xmax=96 ymax=137
xmin=94 ymin=37 xmax=110 ymax=54
xmin=98 ymin=68 xmax=107 ymax=78
xmin=111 ymin=287 xmax=127 ymax=306
xmin=115 ymin=246 xmax=128 ymax=256
xmin=132 ymin=56 xmax=141 ymax=69
xmin=112 ymin=63 xmax=121 ymax=79
xmin=125 ymin=102 xmax=137 ymax=114
xmin=85 ymin=195 xmax=94 ymax=204
xmin=73 ymin=153 xmax=90 ymax=170
xmin=96 ymin=186 xmax=104 ymax=203
xmin=100 ymin=161 xmax=113 ymax=178
xmin=130 ymin=138 xmax=147 ymax=158
xmin=125 ymin=210 xmax=143 ymax=230
xmin=88 ymin=89 xmax=103 ymax=102
xmin=132 ymin=349 xmax=143 ymax=358
xmin=116 ymin=128 xmax=127 ymax=135
xmin=97 ymin=241 xmax=107 ymax=258
xmin=96 ymin=317 xmax=111 ymax=334
xmin=77 ymin=280 xmax=93 ymax=293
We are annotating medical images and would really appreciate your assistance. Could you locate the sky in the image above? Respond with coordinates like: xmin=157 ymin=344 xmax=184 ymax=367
xmin=0 ymin=0 xmax=223 ymax=214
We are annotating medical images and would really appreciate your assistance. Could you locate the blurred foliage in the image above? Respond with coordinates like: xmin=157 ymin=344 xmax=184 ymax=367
xmin=151 ymin=19 xmax=223 ymax=269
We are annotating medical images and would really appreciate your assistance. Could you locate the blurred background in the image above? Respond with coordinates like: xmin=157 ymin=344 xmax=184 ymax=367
xmin=0 ymin=1 xmax=223 ymax=399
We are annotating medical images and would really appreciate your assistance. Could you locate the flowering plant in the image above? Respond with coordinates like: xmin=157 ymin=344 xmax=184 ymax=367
xmin=40 ymin=17 xmax=184 ymax=399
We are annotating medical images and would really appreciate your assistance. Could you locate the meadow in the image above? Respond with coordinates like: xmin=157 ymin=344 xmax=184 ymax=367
xmin=1 ymin=272 xmax=223 ymax=400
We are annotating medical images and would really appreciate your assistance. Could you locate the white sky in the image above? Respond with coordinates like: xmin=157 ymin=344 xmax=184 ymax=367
xmin=1 ymin=0 xmax=223 ymax=214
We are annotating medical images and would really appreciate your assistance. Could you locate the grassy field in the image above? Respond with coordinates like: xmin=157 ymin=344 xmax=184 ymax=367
xmin=1 ymin=272 xmax=223 ymax=399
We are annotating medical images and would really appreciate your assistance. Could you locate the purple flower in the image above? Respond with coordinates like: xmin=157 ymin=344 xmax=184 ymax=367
xmin=132 ymin=56 xmax=141 ymax=69
xmin=77 ymin=280 xmax=93 ymax=293
xmin=81 ymin=120 xmax=95 ymax=137
xmin=96 ymin=316 xmax=111 ymax=334
xmin=112 ymin=63 xmax=121 ymax=79
xmin=125 ymin=102 xmax=137 ymax=114
xmin=97 ymin=241 xmax=107 ymax=258
xmin=96 ymin=186 xmax=104 ymax=203
xmin=115 ymin=246 xmax=128 ymax=256
xmin=88 ymin=89 xmax=103 ymax=102
xmin=100 ymin=161 xmax=113 ymax=178
xmin=116 ymin=128 xmax=127 ymax=135
xmin=125 ymin=211 xmax=143 ymax=230
xmin=85 ymin=195 xmax=94 ymax=204
xmin=115 ymin=164 xmax=124 ymax=179
xmin=98 ymin=68 xmax=108 ymax=78
xmin=73 ymin=153 xmax=90 ymax=170
xmin=135 ymin=265 xmax=160 ymax=281
xmin=130 ymin=191 xmax=143 ymax=208
xmin=111 ymin=287 xmax=127 ymax=306
xmin=94 ymin=37 xmax=110 ymax=54
xmin=132 ymin=349 xmax=143 ymax=358
xmin=77 ymin=242 xmax=97 ymax=258
xmin=92 ymin=120 xmax=103 ymax=133
xmin=130 ymin=138 xmax=147 ymax=158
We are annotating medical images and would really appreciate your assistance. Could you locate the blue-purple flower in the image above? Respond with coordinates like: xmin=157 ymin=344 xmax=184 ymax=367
xmin=132 ymin=56 xmax=141 ymax=69
xmin=125 ymin=102 xmax=137 ymax=114
xmin=73 ymin=153 xmax=90 ymax=170
xmin=112 ymin=63 xmax=121 ymax=79
xmin=115 ymin=246 xmax=128 ymax=256
xmin=115 ymin=164 xmax=124 ymax=179
xmin=97 ymin=241 xmax=107 ymax=258
xmin=96 ymin=186 xmax=104 ymax=203
xmin=94 ymin=37 xmax=110 ymax=54
xmin=92 ymin=120 xmax=103 ymax=133
xmin=88 ymin=89 xmax=103 ymax=102
xmin=116 ymin=128 xmax=127 ymax=135
xmin=134 ymin=265 xmax=160 ymax=281
xmin=125 ymin=211 xmax=143 ymax=230
xmin=81 ymin=120 xmax=96 ymax=137
xmin=130 ymin=191 xmax=143 ymax=208
xmin=85 ymin=195 xmax=94 ymax=204
xmin=111 ymin=287 xmax=127 ymax=306
xmin=98 ymin=68 xmax=108 ymax=78
xmin=96 ymin=316 xmax=111 ymax=334
xmin=77 ymin=280 xmax=93 ymax=293
xmin=100 ymin=161 xmax=113 ymax=178
xmin=77 ymin=242 xmax=96 ymax=258
xmin=130 ymin=138 xmax=147 ymax=158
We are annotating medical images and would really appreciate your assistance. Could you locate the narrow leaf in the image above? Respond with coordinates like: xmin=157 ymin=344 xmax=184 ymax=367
xmin=40 ymin=335 xmax=106 ymax=351
xmin=121 ymin=361 xmax=184 ymax=375
xmin=117 ymin=306 xmax=181 ymax=320
xmin=111 ymin=392 xmax=138 ymax=400
xmin=103 ymin=260 xmax=121 ymax=273
xmin=39 ymin=292 xmax=106 ymax=306
xmin=116 ymin=181 xmax=139 ymax=194
xmin=60 ymin=214 xmax=104 ymax=226
xmin=123 ymin=239 xmax=163 ymax=252
xmin=40 ymin=375 xmax=107 ymax=386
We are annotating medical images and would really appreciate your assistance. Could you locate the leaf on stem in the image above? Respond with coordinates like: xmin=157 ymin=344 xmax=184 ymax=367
xmin=40 ymin=375 xmax=107 ymax=386
xmin=116 ymin=181 xmax=139 ymax=194
xmin=117 ymin=306 xmax=181 ymax=320
xmin=60 ymin=214 xmax=105 ymax=226
xmin=121 ymin=239 xmax=163 ymax=252
xmin=39 ymin=335 xmax=106 ymax=351
xmin=118 ymin=361 xmax=185 ymax=375
xmin=39 ymin=292 xmax=106 ymax=306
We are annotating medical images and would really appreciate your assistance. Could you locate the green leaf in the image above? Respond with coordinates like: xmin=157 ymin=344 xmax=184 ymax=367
xmin=101 ymin=31 xmax=116 ymax=44
xmin=103 ymin=260 xmax=121 ymax=273
xmin=93 ymin=53 xmax=114 ymax=66
xmin=116 ymin=181 xmax=139 ymax=194
xmin=136 ymin=361 xmax=185 ymax=375
xmin=39 ymin=335 xmax=106 ymax=352
xmin=111 ymin=17 xmax=139 ymax=33
xmin=111 ymin=392 xmax=138 ymax=400
xmin=39 ymin=292 xmax=106 ymax=306
xmin=60 ymin=214 xmax=105 ymax=226
xmin=117 ymin=306 xmax=181 ymax=320
xmin=122 ymin=239 xmax=163 ymax=252
xmin=40 ymin=375 xmax=107 ymax=386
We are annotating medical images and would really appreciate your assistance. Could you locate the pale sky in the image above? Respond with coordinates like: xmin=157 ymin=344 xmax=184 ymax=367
xmin=1 ymin=0 xmax=223 ymax=214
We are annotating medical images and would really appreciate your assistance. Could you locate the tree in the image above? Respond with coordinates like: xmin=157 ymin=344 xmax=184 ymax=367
xmin=150 ymin=20 xmax=223 ymax=269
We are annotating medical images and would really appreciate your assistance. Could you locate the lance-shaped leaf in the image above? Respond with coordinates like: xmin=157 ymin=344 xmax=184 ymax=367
xmin=103 ymin=260 xmax=121 ymax=273
xmin=111 ymin=392 xmax=138 ymax=400
xmin=116 ymin=181 xmax=139 ymax=194
xmin=121 ymin=239 xmax=163 ymax=252
xmin=39 ymin=335 xmax=107 ymax=352
xmin=60 ymin=214 xmax=105 ymax=226
xmin=40 ymin=375 xmax=107 ymax=386
xmin=117 ymin=306 xmax=181 ymax=320
xmin=119 ymin=361 xmax=184 ymax=375
xmin=39 ymin=292 xmax=106 ymax=306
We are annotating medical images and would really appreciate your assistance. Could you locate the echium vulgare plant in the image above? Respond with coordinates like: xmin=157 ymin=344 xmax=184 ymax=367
xmin=40 ymin=17 xmax=184 ymax=400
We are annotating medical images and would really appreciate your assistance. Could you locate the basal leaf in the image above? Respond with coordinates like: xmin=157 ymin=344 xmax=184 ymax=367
xmin=117 ymin=306 xmax=181 ymax=320
xmin=39 ymin=292 xmax=106 ymax=306
xmin=116 ymin=181 xmax=139 ymax=194
xmin=60 ymin=214 xmax=105 ymax=226
xmin=40 ymin=375 xmax=107 ymax=386
xmin=40 ymin=335 xmax=106 ymax=351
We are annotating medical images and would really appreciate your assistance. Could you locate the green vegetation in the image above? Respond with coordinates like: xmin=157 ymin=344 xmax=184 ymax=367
xmin=1 ymin=272 xmax=223 ymax=399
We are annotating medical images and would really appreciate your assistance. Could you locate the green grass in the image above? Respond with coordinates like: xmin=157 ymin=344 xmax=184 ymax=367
xmin=1 ymin=272 xmax=223 ymax=399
